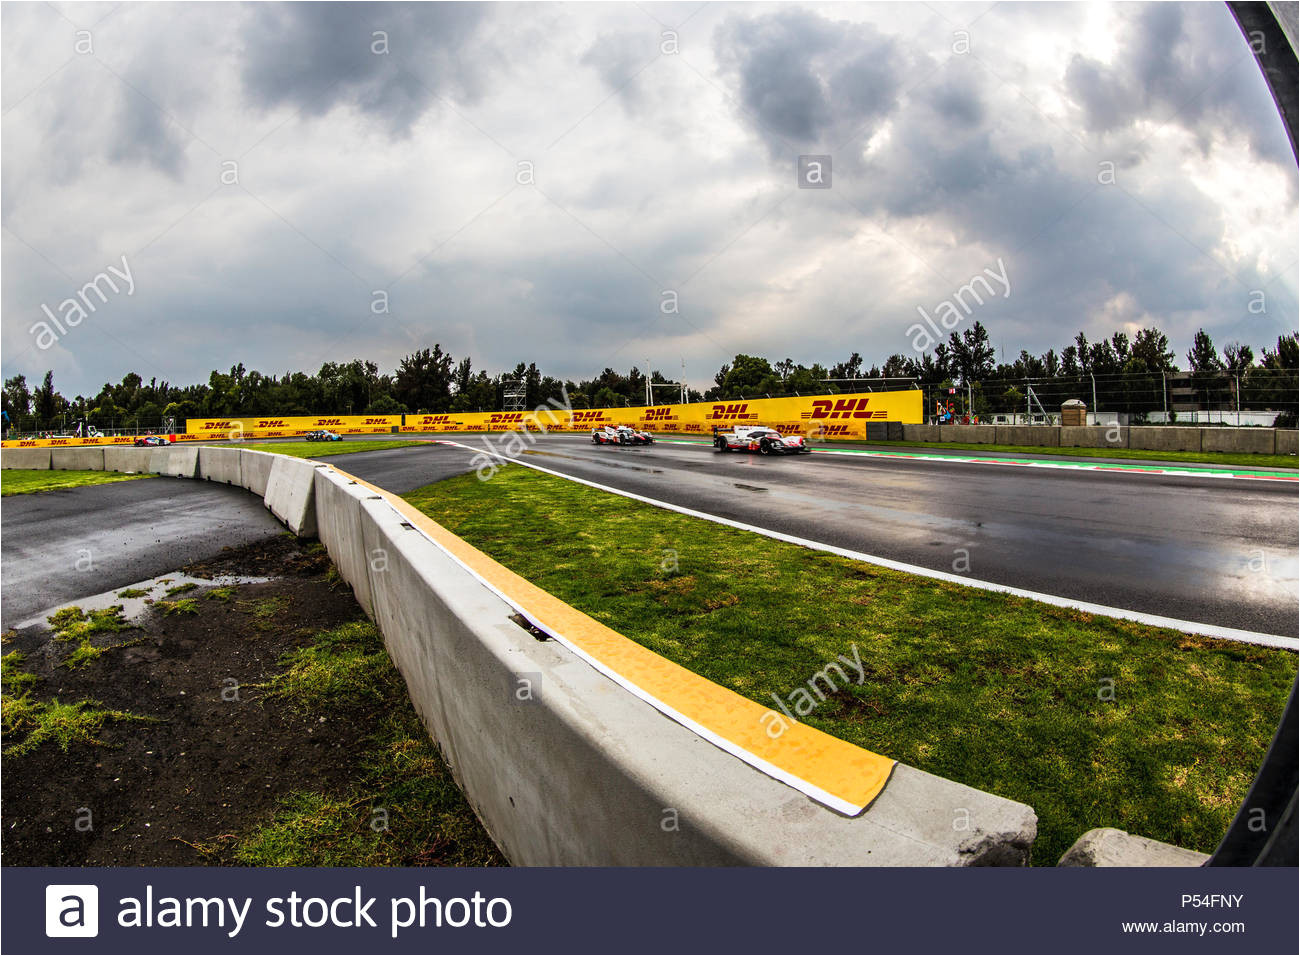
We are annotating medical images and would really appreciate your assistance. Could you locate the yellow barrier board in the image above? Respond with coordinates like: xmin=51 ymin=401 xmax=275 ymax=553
xmin=2 ymin=390 xmax=921 ymax=446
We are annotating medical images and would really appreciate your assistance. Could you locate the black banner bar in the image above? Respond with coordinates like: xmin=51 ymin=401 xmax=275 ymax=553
xmin=3 ymin=866 xmax=1297 ymax=955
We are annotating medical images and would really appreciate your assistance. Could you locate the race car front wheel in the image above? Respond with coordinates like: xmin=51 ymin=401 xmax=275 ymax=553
xmin=758 ymin=439 xmax=773 ymax=455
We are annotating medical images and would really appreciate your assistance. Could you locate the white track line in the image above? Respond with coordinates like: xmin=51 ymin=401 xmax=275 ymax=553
xmin=439 ymin=439 xmax=1298 ymax=651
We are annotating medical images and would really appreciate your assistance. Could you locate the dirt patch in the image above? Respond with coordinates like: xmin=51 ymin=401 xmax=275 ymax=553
xmin=1 ymin=534 xmax=474 ymax=866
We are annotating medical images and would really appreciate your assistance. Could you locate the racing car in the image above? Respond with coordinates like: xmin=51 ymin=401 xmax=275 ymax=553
xmin=132 ymin=435 xmax=171 ymax=447
xmin=591 ymin=424 xmax=654 ymax=445
xmin=713 ymin=424 xmax=810 ymax=455
xmin=304 ymin=429 xmax=343 ymax=442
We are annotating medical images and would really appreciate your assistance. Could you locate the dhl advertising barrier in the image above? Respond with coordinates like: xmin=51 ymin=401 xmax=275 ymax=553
xmin=392 ymin=391 xmax=922 ymax=439
xmin=185 ymin=415 xmax=403 ymax=439
xmin=0 ymin=433 xmax=207 ymax=448
xmin=1 ymin=391 xmax=921 ymax=446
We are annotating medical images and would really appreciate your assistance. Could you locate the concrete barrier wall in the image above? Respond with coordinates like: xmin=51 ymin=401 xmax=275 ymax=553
xmin=102 ymin=447 xmax=157 ymax=473
xmin=351 ymin=492 xmax=1036 ymax=865
xmin=939 ymin=425 xmax=996 ymax=443
xmin=150 ymin=445 xmax=200 ymax=478
xmin=902 ymin=424 xmax=941 ymax=442
xmin=0 ymin=448 xmax=52 ymax=469
xmin=994 ymin=425 xmax=1060 ymax=447
xmin=893 ymin=425 xmax=1294 ymax=457
xmin=1128 ymin=426 xmax=1202 ymax=453
xmin=1200 ymin=428 xmax=1275 ymax=455
xmin=51 ymin=446 xmax=105 ymax=471
xmin=198 ymin=446 xmax=243 ymax=485
xmin=1060 ymin=426 xmax=1128 ymax=448
xmin=312 ymin=468 xmax=377 ymax=619
xmin=239 ymin=449 xmax=276 ymax=497
xmin=264 ymin=456 xmax=322 ymax=537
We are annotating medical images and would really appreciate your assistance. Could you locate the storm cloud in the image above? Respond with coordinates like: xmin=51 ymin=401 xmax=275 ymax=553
xmin=1 ymin=1 xmax=1294 ymax=398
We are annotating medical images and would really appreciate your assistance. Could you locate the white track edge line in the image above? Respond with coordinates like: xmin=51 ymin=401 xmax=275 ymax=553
xmin=441 ymin=441 xmax=1298 ymax=652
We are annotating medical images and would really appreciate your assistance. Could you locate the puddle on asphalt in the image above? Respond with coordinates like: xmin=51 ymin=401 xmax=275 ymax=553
xmin=17 ymin=572 xmax=273 ymax=630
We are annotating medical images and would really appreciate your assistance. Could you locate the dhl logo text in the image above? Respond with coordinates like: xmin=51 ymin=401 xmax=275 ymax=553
xmin=706 ymin=403 xmax=751 ymax=420
xmin=810 ymin=398 xmax=871 ymax=419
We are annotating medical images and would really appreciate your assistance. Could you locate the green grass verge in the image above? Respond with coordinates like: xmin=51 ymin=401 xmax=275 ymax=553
xmin=226 ymin=439 xmax=427 ymax=458
xmin=232 ymin=621 xmax=503 ymax=866
xmin=404 ymin=465 xmax=1296 ymax=864
xmin=837 ymin=439 xmax=1299 ymax=470
xmin=1 ymin=469 xmax=154 ymax=496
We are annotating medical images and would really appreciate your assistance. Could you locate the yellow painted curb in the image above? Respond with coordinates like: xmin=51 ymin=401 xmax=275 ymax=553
xmin=337 ymin=467 xmax=895 ymax=814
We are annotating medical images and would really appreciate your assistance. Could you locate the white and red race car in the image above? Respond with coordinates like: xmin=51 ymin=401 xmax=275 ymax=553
xmin=713 ymin=425 xmax=810 ymax=455
xmin=592 ymin=425 xmax=654 ymax=445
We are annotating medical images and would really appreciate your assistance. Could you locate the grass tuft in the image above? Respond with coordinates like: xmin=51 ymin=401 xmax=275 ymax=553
xmin=48 ymin=606 xmax=139 ymax=669
xmin=256 ymin=621 xmax=401 ymax=712
xmin=230 ymin=621 xmax=503 ymax=866
xmin=158 ymin=598 xmax=199 ymax=617
xmin=3 ymin=697 xmax=158 ymax=757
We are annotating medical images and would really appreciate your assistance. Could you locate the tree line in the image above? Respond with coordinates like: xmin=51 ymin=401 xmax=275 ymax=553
xmin=3 ymin=325 xmax=1296 ymax=433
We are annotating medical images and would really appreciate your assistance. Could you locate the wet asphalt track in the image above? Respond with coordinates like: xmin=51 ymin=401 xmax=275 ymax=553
xmin=3 ymin=435 xmax=1296 ymax=637
xmin=376 ymin=433 xmax=1298 ymax=638
xmin=1 ymin=477 xmax=285 ymax=627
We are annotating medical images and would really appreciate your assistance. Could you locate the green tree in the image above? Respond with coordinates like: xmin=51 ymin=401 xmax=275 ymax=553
xmin=1186 ymin=329 xmax=1222 ymax=372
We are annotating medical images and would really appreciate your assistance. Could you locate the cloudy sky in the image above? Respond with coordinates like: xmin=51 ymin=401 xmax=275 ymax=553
xmin=2 ymin=1 xmax=1295 ymax=396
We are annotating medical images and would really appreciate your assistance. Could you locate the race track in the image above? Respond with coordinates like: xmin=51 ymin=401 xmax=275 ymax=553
xmin=369 ymin=434 xmax=1298 ymax=638
xmin=5 ymin=435 xmax=1296 ymax=638
xmin=1 ymin=478 xmax=284 ymax=627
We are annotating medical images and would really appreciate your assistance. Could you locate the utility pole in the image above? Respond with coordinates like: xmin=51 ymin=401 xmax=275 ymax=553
xmin=1161 ymin=371 xmax=1167 ymax=423
xmin=681 ymin=358 xmax=687 ymax=405
xmin=1090 ymin=374 xmax=1097 ymax=425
